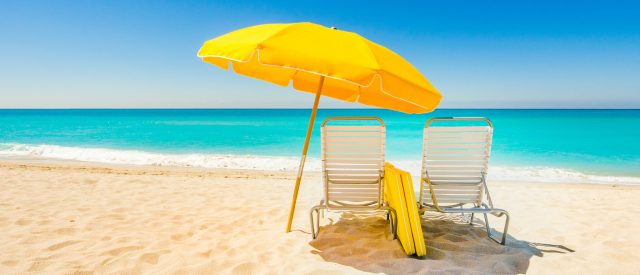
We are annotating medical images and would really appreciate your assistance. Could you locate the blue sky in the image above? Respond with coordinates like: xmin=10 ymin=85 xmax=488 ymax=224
xmin=0 ymin=0 xmax=638 ymax=108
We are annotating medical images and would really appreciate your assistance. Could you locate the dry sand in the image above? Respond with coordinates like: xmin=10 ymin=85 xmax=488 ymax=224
xmin=1 ymin=159 xmax=639 ymax=274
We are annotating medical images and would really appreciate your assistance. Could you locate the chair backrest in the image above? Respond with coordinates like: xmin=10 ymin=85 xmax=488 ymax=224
xmin=321 ymin=117 xmax=385 ymax=210
xmin=420 ymin=117 xmax=493 ymax=208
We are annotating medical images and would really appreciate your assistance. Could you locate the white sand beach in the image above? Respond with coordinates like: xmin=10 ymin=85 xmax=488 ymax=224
xmin=1 ymin=159 xmax=639 ymax=274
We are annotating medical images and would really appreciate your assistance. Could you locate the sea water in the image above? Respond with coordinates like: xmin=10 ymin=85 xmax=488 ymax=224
xmin=1 ymin=109 xmax=638 ymax=183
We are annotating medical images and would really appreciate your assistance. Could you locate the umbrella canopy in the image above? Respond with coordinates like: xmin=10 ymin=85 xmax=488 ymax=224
xmin=198 ymin=22 xmax=441 ymax=113
xmin=198 ymin=22 xmax=441 ymax=232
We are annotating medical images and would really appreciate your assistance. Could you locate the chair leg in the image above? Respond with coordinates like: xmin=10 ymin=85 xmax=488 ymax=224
xmin=309 ymin=207 xmax=316 ymax=239
xmin=388 ymin=207 xmax=397 ymax=240
xmin=317 ymin=208 xmax=322 ymax=238
xmin=470 ymin=213 xmax=475 ymax=225
xmin=482 ymin=212 xmax=492 ymax=237
xmin=418 ymin=205 xmax=426 ymax=216
xmin=380 ymin=206 xmax=397 ymax=240
xmin=494 ymin=210 xmax=510 ymax=245
xmin=310 ymin=205 xmax=325 ymax=239
xmin=482 ymin=209 xmax=510 ymax=245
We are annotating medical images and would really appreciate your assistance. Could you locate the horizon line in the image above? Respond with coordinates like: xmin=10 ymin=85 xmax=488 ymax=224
xmin=0 ymin=107 xmax=638 ymax=111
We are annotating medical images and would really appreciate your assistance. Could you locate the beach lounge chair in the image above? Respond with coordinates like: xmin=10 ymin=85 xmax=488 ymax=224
xmin=419 ymin=117 xmax=510 ymax=244
xmin=310 ymin=116 xmax=397 ymax=239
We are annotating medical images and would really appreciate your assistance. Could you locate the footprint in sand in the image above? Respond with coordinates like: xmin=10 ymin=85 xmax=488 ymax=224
xmin=430 ymin=241 xmax=463 ymax=252
xmin=139 ymin=253 xmax=160 ymax=264
xmin=171 ymin=233 xmax=188 ymax=241
xmin=47 ymin=240 xmax=82 ymax=251
xmin=54 ymin=227 xmax=77 ymax=235
xmin=231 ymin=262 xmax=257 ymax=274
xmin=27 ymin=257 xmax=51 ymax=272
xmin=102 ymin=245 xmax=143 ymax=256
xmin=199 ymin=249 xmax=212 ymax=258
xmin=442 ymin=234 xmax=468 ymax=243
xmin=1 ymin=260 xmax=18 ymax=267
xmin=425 ymin=247 xmax=447 ymax=260
xmin=171 ymin=231 xmax=194 ymax=241
xmin=15 ymin=219 xmax=32 ymax=226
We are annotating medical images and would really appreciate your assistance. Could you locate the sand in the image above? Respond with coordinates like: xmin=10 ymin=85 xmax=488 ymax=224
xmin=1 ymin=159 xmax=639 ymax=274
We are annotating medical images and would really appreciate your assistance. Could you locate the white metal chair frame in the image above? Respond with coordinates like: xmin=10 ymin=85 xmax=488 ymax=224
xmin=419 ymin=117 xmax=510 ymax=245
xmin=310 ymin=116 xmax=397 ymax=239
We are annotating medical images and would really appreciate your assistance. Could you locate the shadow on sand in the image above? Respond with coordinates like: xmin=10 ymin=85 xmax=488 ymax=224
xmin=309 ymin=212 xmax=573 ymax=274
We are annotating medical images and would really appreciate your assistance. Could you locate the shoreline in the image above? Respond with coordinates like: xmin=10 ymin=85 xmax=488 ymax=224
xmin=4 ymin=159 xmax=640 ymax=194
xmin=1 ymin=148 xmax=639 ymax=185
xmin=0 ymin=158 xmax=639 ymax=189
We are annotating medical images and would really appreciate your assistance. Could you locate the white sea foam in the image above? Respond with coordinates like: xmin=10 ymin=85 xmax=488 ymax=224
xmin=0 ymin=143 xmax=321 ymax=172
xmin=1 ymin=143 xmax=639 ymax=184
xmin=388 ymin=160 xmax=640 ymax=185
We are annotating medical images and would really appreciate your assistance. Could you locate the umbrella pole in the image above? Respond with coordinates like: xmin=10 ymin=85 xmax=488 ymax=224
xmin=286 ymin=76 xmax=325 ymax=232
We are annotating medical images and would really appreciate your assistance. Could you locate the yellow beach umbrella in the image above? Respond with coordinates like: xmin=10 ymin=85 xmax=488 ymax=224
xmin=197 ymin=22 xmax=442 ymax=232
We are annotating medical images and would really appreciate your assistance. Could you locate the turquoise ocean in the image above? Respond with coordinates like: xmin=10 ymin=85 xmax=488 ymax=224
xmin=1 ymin=109 xmax=638 ymax=183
